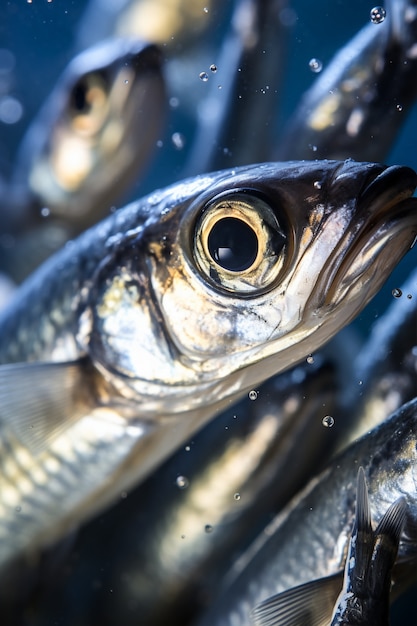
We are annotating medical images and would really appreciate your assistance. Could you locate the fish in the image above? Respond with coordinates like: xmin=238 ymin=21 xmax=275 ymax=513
xmin=28 ymin=357 xmax=339 ymax=626
xmin=184 ymin=0 xmax=288 ymax=175
xmin=195 ymin=397 xmax=417 ymax=626
xmin=4 ymin=37 xmax=165 ymax=238
xmin=276 ymin=0 xmax=417 ymax=162
xmin=75 ymin=0 xmax=227 ymax=51
xmin=0 ymin=159 xmax=416 ymax=570
xmin=250 ymin=467 xmax=408 ymax=626
xmin=341 ymin=266 xmax=417 ymax=446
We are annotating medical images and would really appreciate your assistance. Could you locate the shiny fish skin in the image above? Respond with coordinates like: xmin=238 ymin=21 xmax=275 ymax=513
xmin=6 ymin=38 xmax=165 ymax=236
xmin=276 ymin=0 xmax=417 ymax=162
xmin=33 ymin=358 xmax=339 ymax=626
xmin=341 ymin=266 xmax=417 ymax=446
xmin=0 ymin=160 xmax=416 ymax=570
xmin=250 ymin=468 xmax=408 ymax=626
xmin=196 ymin=398 xmax=417 ymax=626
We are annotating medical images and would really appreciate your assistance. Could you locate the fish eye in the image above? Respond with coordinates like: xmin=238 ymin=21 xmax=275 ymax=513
xmin=69 ymin=72 xmax=109 ymax=134
xmin=193 ymin=190 xmax=288 ymax=294
xmin=207 ymin=217 xmax=258 ymax=271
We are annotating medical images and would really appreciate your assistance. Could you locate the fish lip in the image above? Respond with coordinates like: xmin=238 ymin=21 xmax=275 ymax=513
xmin=324 ymin=164 xmax=417 ymax=308
xmin=358 ymin=165 xmax=417 ymax=215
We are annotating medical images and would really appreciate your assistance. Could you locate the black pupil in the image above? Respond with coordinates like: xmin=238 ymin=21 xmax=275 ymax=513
xmin=72 ymin=79 xmax=90 ymax=112
xmin=207 ymin=217 xmax=258 ymax=271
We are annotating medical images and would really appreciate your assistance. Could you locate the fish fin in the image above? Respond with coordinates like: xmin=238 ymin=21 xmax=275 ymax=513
xmin=0 ymin=358 xmax=96 ymax=454
xmin=355 ymin=466 xmax=372 ymax=534
xmin=250 ymin=572 xmax=343 ymax=626
xmin=375 ymin=496 xmax=408 ymax=542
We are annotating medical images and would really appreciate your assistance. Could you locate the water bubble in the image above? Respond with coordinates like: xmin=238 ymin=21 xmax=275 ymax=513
xmin=176 ymin=475 xmax=189 ymax=489
xmin=407 ymin=294 xmax=413 ymax=299
xmin=248 ymin=390 xmax=258 ymax=401
xmin=234 ymin=493 xmax=241 ymax=501
xmin=306 ymin=355 xmax=314 ymax=364
xmin=171 ymin=132 xmax=185 ymax=150
xmin=309 ymin=58 xmax=323 ymax=73
xmin=313 ymin=181 xmax=322 ymax=190
xmin=396 ymin=104 xmax=403 ymax=112
xmin=0 ymin=96 xmax=23 ymax=125
xmin=308 ymin=144 xmax=318 ymax=152
xmin=210 ymin=64 xmax=217 ymax=73
xmin=322 ymin=415 xmax=335 ymax=428
xmin=370 ymin=6 xmax=386 ymax=23
xmin=199 ymin=71 xmax=209 ymax=82
xmin=203 ymin=6 xmax=209 ymax=13
xmin=392 ymin=288 xmax=402 ymax=298
xmin=205 ymin=524 xmax=213 ymax=533
xmin=185 ymin=445 xmax=191 ymax=451
xmin=124 ymin=79 xmax=129 ymax=85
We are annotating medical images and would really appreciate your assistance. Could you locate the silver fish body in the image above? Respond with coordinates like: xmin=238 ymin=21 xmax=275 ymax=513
xmin=276 ymin=0 xmax=417 ymax=162
xmin=195 ymin=398 xmax=417 ymax=626
xmin=251 ymin=468 xmax=408 ymax=626
xmin=32 ymin=357 xmax=339 ymax=626
xmin=342 ymin=266 xmax=417 ymax=446
xmin=0 ymin=160 xmax=416 ymax=569
xmin=6 ymin=38 xmax=165 ymax=238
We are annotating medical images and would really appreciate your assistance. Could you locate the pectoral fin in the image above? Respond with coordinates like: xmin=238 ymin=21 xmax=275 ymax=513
xmin=0 ymin=357 xmax=97 ymax=454
xmin=250 ymin=572 xmax=343 ymax=626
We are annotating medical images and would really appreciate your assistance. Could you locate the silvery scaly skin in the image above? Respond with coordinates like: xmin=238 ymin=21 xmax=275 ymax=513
xmin=0 ymin=160 xmax=416 ymax=571
xmin=6 ymin=38 xmax=165 ymax=236
xmin=250 ymin=468 xmax=408 ymax=626
xmin=196 ymin=399 xmax=417 ymax=626
xmin=43 ymin=357 xmax=338 ymax=626
xmin=276 ymin=0 xmax=417 ymax=162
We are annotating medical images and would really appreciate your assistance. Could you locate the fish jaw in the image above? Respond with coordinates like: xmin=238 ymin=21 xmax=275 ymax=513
xmin=84 ymin=160 xmax=417 ymax=415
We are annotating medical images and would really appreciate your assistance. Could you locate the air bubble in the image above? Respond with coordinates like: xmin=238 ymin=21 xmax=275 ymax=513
xmin=306 ymin=355 xmax=314 ymax=364
xmin=199 ymin=71 xmax=209 ymax=82
xmin=322 ymin=415 xmax=335 ymax=428
xmin=309 ymin=58 xmax=323 ymax=73
xmin=210 ymin=64 xmax=217 ymax=73
xmin=205 ymin=524 xmax=213 ymax=533
xmin=234 ymin=493 xmax=241 ymax=501
xmin=396 ymin=104 xmax=403 ymax=111
xmin=370 ymin=6 xmax=386 ymax=23
xmin=40 ymin=207 xmax=50 ymax=218
xmin=176 ymin=475 xmax=189 ymax=489
xmin=15 ymin=506 xmax=21 ymax=512
xmin=392 ymin=288 xmax=402 ymax=298
xmin=169 ymin=96 xmax=179 ymax=108
xmin=203 ymin=7 xmax=209 ymax=13
xmin=407 ymin=294 xmax=413 ymax=299
xmin=248 ymin=390 xmax=258 ymax=401
xmin=171 ymin=132 xmax=185 ymax=150
xmin=313 ymin=181 xmax=322 ymax=190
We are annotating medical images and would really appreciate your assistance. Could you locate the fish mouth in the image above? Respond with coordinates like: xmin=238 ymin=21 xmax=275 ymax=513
xmin=325 ymin=164 xmax=417 ymax=309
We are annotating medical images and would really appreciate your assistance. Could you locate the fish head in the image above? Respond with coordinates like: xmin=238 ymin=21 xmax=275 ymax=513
xmin=83 ymin=160 xmax=417 ymax=414
xmin=21 ymin=39 xmax=165 ymax=225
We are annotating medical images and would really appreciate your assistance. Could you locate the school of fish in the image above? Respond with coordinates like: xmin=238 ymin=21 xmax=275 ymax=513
xmin=0 ymin=1 xmax=416 ymax=625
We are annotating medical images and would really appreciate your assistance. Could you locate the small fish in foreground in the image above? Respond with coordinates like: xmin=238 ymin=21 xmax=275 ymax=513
xmin=0 ymin=160 xmax=416 ymax=570
xmin=195 ymin=398 xmax=417 ymax=626
xmin=251 ymin=467 xmax=408 ymax=626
